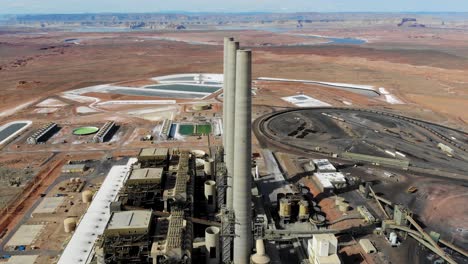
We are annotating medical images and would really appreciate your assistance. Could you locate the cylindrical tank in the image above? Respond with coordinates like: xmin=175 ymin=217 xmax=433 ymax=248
xmin=298 ymin=200 xmax=309 ymax=219
xmin=310 ymin=213 xmax=326 ymax=226
xmin=389 ymin=232 xmax=398 ymax=246
xmin=193 ymin=103 xmax=211 ymax=111
xmin=82 ymin=190 xmax=93 ymax=203
xmin=251 ymin=239 xmax=271 ymax=264
xmin=204 ymin=158 xmax=215 ymax=177
xmin=338 ymin=201 xmax=350 ymax=212
xmin=196 ymin=158 xmax=205 ymax=169
xmin=278 ymin=198 xmax=291 ymax=218
xmin=64 ymin=217 xmax=77 ymax=233
xmin=191 ymin=150 xmax=206 ymax=158
xmin=204 ymin=180 xmax=217 ymax=213
xmin=205 ymin=226 xmax=220 ymax=264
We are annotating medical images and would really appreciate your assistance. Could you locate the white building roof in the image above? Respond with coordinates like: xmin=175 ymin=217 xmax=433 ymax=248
xmin=108 ymin=210 xmax=152 ymax=230
xmin=32 ymin=197 xmax=65 ymax=214
xmin=312 ymin=159 xmax=336 ymax=172
xmin=282 ymin=94 xmax=331 ymax=107
xmin=5 ymin=225 xmax=44 ymax=247
xmin=314 ymin=175 xmax=333 ymax=190
xmin=127 ymin=168 xmax=163 ymax=183
xmin=314 ymin=172 xmax=347 ymax=185
xmin=6 ymin=255 xmax=39 ymax=264
xmin=62 ymin=164 xmax=87 ymax=171
xmin=58 ymin=158 xmax=136 ymax=264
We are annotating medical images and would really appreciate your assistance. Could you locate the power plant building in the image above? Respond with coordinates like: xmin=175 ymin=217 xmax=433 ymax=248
xmin=93 ymin=121 xmax=116 ymax=143
xmin=121 ymin=168 xmax=164 ymax=206
xmin=96 ymin=210 xmax=153 ymax=264
xmin=27 ymin=122 xmax=58 ymax=144
xmin=138 ymin=148 xmax=169 ymax=167
xmin=150 ymin=209 xmax=192 ymax=264
xmin=60 ymin=37 xmax=261 ymax=264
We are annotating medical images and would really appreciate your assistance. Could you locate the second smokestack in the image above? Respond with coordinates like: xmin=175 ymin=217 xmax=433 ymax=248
xmin=225 ymin=40 xmax=239 ymax=210
xmin=222 ymin=37 xmax=233 ymax=146
xmin=233 ymin=49 xmax=253 ymax=264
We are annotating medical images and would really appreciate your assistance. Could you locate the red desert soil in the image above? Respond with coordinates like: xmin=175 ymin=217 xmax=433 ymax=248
xmin=0 ymin=30 xmax=467 ymax=130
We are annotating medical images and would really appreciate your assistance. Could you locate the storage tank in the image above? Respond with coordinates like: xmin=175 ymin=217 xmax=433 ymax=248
xmin=298 ymin=200 xmax=309 ymax=220
xmin=191 ymin=150 xmax=206 ymax=158
xmin=310 ymin=213 xmax=326 ymax=226
xmin=278 ymin=198 xmax=291 ymax=218
xmin=251 ymin=239 xmax=271 ymax=264
xmin=196 ymin=158 xmax=205 ymax=169
xmin=389 ymin=232 xmax=398 ymax=246
xmin=82 ymin=190 xmax=93 ymax=203
xmin=204 ymin=158 xmax=215 ymax=177
xmin=205 ymin=226 xmax=220 ymax=264
xmin=193 ymin=103 xmax=211 ymax=111
xmin=64 ymin=217 xmax=77 ymax=233
xmin=204 ymin=180 xmax=217 ymax=213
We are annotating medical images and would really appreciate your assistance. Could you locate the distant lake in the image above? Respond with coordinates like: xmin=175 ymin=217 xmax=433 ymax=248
xmin=72 ymin=27 xmax=147 ymax=33
xmin=299 ymin=34 xmax=366 ymax=45
xmin=219 ymin=26 xmax=366 ymax=45
xmin=326 ymin=37 xmax=366 ymax=45
xmin=69 ymin=26 xmax=366 ymax=45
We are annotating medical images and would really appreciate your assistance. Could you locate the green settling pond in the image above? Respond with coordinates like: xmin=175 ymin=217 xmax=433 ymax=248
xmin=178 ymin=124 xmax=212 ymax=136
xmin=178 ymin=125 xmax=195 ymax=136
xmin=196 ymin=124 xmax=212 ymax=135
xmin=73 ymin=126 xmax=99 ymax=136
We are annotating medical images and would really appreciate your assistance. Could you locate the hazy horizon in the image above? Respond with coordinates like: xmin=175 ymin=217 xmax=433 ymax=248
xmin=3 ymin=0 xmax=468 ymax=14
xmin=3 ymin=11 xmax=468 ymax=15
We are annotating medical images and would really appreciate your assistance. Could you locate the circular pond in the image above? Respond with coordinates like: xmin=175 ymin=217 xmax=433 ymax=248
xmin=73 ymin=126 xmax=99 ymax=136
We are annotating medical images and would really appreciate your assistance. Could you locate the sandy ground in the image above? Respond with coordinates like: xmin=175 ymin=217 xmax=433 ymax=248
xmin=1 ymin=29 xmax=468 ymax=129
xmin=0 ymin=26 xmax=467 ymax=262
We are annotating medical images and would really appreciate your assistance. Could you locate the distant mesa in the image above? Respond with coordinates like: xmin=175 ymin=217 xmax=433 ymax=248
xmin=398 ymin=18 xmax=426 ymax=28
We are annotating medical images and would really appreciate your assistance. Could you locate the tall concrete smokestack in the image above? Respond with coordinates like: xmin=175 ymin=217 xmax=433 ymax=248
xmin=222 ymin=37 xmax=233 ymax=146
xmin=233 ymin=49 xmax=253 ymax=264
xmin=225 ymin=40 xmax=239 ymax=210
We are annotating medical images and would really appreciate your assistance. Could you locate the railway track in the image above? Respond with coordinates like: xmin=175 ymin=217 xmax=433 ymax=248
xmin=254 ymin=107 xmax=468 ymax=181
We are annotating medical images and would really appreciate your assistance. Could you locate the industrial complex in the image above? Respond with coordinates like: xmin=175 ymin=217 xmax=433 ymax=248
xmin=0 ymin=35 xmax=467 ymax=264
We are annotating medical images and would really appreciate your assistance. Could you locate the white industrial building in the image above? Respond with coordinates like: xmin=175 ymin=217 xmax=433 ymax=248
xmin=58 ymin=158 xmax=136 ymax=264
xmin=312 ymin=159 xmax=337 ymax=172
xmin=313 ymin=172 xmax=347 ymax=192
xmin=308 ymin=234 xmax=341 ymax=264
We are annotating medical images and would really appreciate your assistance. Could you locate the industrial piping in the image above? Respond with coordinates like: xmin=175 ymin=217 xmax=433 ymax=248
xmin=225 ymin=40 xmax=240 ymax=210
xmin=233 ymin=49 xmax=253 ymax=264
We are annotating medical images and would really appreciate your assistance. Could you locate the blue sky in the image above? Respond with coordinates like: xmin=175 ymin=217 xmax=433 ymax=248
xmin=3 ymin=0 xmax=468 ymax=14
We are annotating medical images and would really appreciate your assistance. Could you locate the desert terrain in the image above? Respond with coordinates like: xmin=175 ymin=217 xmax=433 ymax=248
xmin=0 ymin=12 xmax=467 ymax=264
